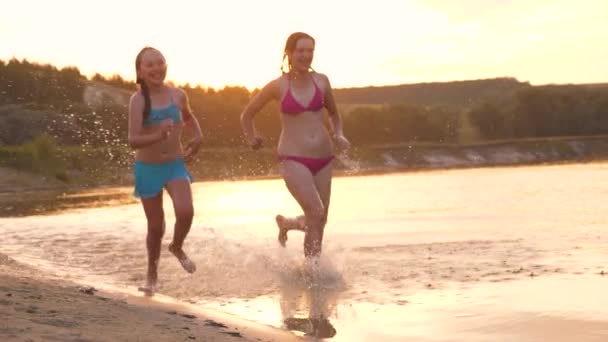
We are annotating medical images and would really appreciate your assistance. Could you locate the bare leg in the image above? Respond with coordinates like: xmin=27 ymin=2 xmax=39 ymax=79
xmin=280 ymin=161 xmax=327 ymax=257
xmin=165 ymin=179 xmax=196 ymax=274
xmin=312 ymin=163 xmax=332 ymax=235
xmin=138 ymin=192 xmax=165 ymax=296
xmin=276 ymin=160 xmax=332 ymax=247
xmin=308 ymin=164 xmax=335 ymax=335
xmin=275 ymin=214 xmax=306 ymax=247
xmin=304 ymin=162 xmax=332 ymax=257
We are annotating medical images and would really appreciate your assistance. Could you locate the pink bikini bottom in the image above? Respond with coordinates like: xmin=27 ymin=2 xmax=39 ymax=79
xmin=278 ymin=155 xmax=334 ymax=175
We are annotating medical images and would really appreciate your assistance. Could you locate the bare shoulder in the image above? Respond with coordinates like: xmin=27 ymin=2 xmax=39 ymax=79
xmin=312 ymin=72 xmax=329 ymax=83
xmin=260 ymin=76 xmax=284 ymax=98
xmin=169 ymin=86 xmax=187 ymax=100
xmin=313 ymin=72 xmax=332 ymax=90
xmin=129 ymin=91 xmax=144 ymax=105
xmin=271 ymin=75 xmax=286 ymax=89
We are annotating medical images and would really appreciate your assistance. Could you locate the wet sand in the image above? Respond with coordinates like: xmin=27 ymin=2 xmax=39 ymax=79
xmin=324 ymin=274 xmax=608 ymax=342
xmin=0 ymin=253 xmax=299 ymax=342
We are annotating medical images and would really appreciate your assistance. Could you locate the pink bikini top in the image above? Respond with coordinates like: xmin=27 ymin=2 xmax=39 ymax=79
xmin=281 ymin=76 xmax=325 ymax=115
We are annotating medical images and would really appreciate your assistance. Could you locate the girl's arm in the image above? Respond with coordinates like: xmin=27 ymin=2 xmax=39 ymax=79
xmin=180 ymin=89 xmax=203 ymax=139
xmin=178 ymin=89 xmax=203 ymax=160
xmin=127 ymin=93 xmax=172 ymax=149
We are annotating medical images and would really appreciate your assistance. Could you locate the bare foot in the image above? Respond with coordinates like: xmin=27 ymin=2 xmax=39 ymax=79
xmin=137 ymin=281 xmax=157 ymax=297
xmin=168 ymin=243 xmax=196 ymax=274
xmin=284 ymin=317 xmax=312 ymax=333
xmin=275 ymin=215 xmax=289 ymax=247
xmin=310 ymin=317 xmax=337 ymax=338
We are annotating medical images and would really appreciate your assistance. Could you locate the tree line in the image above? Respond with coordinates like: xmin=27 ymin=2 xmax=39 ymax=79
xmin=1 ymin=58 xmax=608 ymax=149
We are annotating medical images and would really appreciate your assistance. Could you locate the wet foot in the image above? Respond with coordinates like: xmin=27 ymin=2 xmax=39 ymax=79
xmin=284 ymin=317 xmax=312 ymax=332
xmin=310 ymin=317 xmax=337 ymax=338
xmin=137 ymin=281 xmax=157 ymax=297
xmin=168 ymin=243 xmax=196 ymax=274
xmin=275 ymin=215 xmax=289 ymax=247
xmin=283 ymin=317 xmax=336 ymax=338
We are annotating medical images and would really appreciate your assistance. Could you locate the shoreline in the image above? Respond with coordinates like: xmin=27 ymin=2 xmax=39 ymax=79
xmin=0 ymin=253 xmax=299 ymax=342
xmin=2 ymin=157 xmax=606 ymax=218
xmin=0 ymin=158 xmax=603 ymax=218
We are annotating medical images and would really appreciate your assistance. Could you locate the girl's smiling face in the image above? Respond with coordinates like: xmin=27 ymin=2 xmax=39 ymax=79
xmin=137 ymin=48 xmax=167 ymax=87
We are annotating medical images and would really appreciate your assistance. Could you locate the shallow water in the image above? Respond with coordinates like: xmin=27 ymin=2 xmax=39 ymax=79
xmin=1 ymin=162 xmax=608 ymax=341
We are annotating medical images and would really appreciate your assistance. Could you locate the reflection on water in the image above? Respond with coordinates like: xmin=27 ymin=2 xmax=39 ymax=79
xmin=278 ymin=256 xmax=346 ymax=338
xmin=1 ymin=163 xmax=608 ymax=341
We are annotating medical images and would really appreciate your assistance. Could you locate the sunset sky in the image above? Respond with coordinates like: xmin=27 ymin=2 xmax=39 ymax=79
xmin=1 ymin=0 xmax=606 ymax=89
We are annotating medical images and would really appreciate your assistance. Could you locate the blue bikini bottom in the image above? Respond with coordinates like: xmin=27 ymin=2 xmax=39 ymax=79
xmin=133 ymin=158 xmax=192 ymax=199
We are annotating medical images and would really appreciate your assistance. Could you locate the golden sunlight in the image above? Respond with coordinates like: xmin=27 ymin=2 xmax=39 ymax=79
xmin=1 ymin=0 xmax=607 ymax=89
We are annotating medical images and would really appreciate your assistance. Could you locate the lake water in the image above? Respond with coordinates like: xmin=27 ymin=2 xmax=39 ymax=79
xmin=2 ymin=162 xmax=607 ymax=341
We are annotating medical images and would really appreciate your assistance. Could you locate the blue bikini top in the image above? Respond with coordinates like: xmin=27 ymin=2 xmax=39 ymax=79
xmin=144 ymin=96 xmax=182 ymax=126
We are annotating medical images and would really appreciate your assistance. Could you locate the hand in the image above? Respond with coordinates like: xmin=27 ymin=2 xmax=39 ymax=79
xmin=183 ymin=137 xmax=202 ymax=162
xmin=333 ymin=134 xmax=351 ymax=152
xmin=249 ymin=135 xmax=264 ymax=150
xmin=158 ymin=119 xmax=174 ymax=140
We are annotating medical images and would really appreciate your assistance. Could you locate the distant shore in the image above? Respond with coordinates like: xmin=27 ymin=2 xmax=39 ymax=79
xmin=2 ymin=135 xmax=608 ymax=217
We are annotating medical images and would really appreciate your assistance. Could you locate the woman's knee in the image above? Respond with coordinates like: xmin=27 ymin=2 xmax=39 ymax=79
xmin=304 ymin=206 xmax=326 ymax=227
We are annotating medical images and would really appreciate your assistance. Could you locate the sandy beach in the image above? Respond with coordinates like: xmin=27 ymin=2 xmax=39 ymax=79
xmin=0 ymin=253 xmax=299 ymax=342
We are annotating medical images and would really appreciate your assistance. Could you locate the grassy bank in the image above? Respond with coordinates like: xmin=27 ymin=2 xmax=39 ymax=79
xmin=2 ymin=134 xmax=608 ymax=188
xmin=2 ymin=135 xmax=608 ymax=217
xmin=348 ymin=135 xmax=608 ymax=171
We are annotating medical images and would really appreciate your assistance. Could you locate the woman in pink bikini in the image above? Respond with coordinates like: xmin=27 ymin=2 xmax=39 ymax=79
xmin=240 ymin=32 xmax=350 ymax=258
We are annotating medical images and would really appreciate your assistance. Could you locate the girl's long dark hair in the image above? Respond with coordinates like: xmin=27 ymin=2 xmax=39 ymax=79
xmin=135 ymin=47 xmax=156 ymax=119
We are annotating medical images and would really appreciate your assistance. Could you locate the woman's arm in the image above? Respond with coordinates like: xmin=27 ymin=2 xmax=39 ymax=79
xmin=127 ymin=93 xmax=172 ymax=149
xmin=240 ymin=79 xmax=277 ymax=148
xmin=321 ymin=74 xmax=350 ymax=150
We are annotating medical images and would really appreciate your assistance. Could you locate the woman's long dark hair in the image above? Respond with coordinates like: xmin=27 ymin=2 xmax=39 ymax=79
xmin=134 ymin=47 xmax=157 ymax=119
xmin=281 ymin=32 xmax=315 ymax=75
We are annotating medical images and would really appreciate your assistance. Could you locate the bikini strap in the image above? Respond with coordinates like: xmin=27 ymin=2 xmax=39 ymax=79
xmin=310 ymin=73 xmax=317 ymax=85
xmin=286 ymin=74 xmax=293 ymax=90
xmin=283 ymin=74 xmax=294 ymax=100
xmin=168 ymin=88 xmax=177 ymax=106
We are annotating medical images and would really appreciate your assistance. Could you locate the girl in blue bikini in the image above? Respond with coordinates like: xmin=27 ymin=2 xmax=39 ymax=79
xmin=128 ymin=47 xmax=203 ymax=295
xmin=240 ymin=32 xmax=350 ymax=259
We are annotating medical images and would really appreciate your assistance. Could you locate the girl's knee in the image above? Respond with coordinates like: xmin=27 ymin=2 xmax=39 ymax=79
xmin=147 ymin=221 xmax=165 ymax=236
xmin=175 ymin=205 xmax=194 ymax=222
